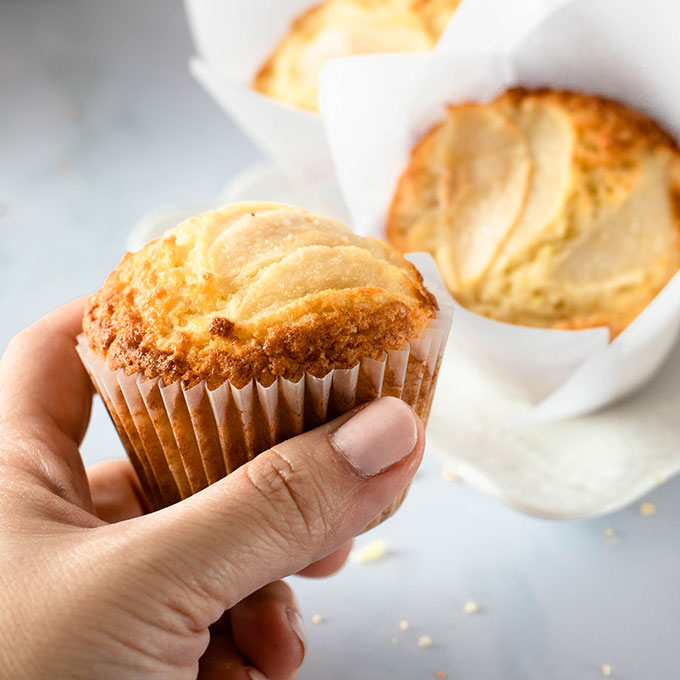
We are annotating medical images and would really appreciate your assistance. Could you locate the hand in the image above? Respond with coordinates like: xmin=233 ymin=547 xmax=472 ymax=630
xmin=0 ymin=301 xmax=424 ymax=680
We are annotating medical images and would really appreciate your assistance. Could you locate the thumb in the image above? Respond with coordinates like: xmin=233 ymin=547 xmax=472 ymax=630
xmin=125 ymin=396 xmax=423 ymax=620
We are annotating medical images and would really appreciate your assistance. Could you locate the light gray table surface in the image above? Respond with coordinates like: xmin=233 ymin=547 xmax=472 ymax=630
xmin=2 ymin=1 xmax=679 ymax=678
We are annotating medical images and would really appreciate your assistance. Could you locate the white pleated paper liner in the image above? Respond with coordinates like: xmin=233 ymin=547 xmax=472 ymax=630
xmin=318 ymin=0 xmax=680 ymax=421
xmin=77 ymin=255 xmax=452 ymax=529
xmin=184 ymin=0 xmax=464 ymax=202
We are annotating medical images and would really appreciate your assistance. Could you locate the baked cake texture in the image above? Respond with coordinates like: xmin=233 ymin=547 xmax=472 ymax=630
xmin=387 ymin=89 xmax=680 ymax=337
xmin=85 ymin=202 xmax=438 ymax=389
xmin=80 ymin=203 xmax=447 ymax=523
xmin=253 ymin=0 xmax=460 ymax=111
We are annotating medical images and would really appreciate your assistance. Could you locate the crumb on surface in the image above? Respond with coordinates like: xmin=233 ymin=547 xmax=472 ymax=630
xmin=417 ymin=635 xmax=433 ymax=648
xmin=435 ymin=672 xmax=447 ymax=679
xmin=311 ymin=614 xmax=323 ymax=625
xmin=463 ymin=600 xmax=479 ymax=614
xmin=390 ymin=637 xmax=398 ymax=645
xmin=603 ymin=528 xmax=616 ymax=538
xmin=639 ymin=502 xmax=657 ymax=516
xmin=441 ymin=467 xmax=459 ymax=482
xmin=399 ymin=619 xmax=409 ymax=631
xmin=351 ymin=539 xmax=387 ymax=564
xmin=601 ymin=663 xmax=613 ymax=676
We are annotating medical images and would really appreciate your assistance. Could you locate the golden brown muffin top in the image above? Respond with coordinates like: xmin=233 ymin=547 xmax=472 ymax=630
xmin=253 ymin=0 xmax=460 ymax=112
xmin=84 ymin=202 xmax=437 ymax=389
xmin=387 ymin=89 xmax=680 ymax=337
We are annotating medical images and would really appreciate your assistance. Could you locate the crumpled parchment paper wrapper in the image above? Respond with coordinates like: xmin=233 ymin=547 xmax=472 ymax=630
xmin=184 ymin=0 xmax=463 ymax=207
xmin=318 ymin=0 xmax=680 ymax=422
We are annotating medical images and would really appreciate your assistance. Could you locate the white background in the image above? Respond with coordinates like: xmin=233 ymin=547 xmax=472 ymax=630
xmin=1 ymin=1 xmax=679 ymax=677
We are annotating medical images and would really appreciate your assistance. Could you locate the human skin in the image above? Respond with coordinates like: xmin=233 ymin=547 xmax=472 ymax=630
xmin=0 ymin=300 xmax=424 ymax=679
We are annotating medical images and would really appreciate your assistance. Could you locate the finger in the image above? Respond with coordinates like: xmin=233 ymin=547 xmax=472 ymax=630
xmin=0 ymin=298 xmax=93 ymax=506
xmin=128 ymin=397 xmax=424 ymax=622
xmin=231 ymin=581 xmax=305 ymax=680
xmin=0 ymin=298 xmax=91 ymax=443
xmin=296 ymin=540 xmax=353 ymax=578
xmin=198 ymin=629 xmax=250 ymax=680
xmin=87 ymin=459 xmax=147 ymax=523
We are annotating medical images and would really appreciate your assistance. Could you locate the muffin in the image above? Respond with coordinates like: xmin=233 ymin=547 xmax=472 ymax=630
xmin=253 ymin=0 xmax=460 ymax=112
xmin=387 ymin=89 xmax=680 ymax=337
xmin=79 ymin=202 xmax=451 ymax=526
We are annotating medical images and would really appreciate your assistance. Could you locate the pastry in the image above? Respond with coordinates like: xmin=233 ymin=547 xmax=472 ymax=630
xmin=254 ymin=0 xmax=460 ymax=111
xmin=79 ymin=202 xmax=450 ymax=526
xmin=387 ymin=89 xmax=680 ymax=336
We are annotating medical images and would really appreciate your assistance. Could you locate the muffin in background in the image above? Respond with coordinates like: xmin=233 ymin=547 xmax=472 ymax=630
xmin=80 ymin=202 xmax=451 ymax=528
xmin=387 ymin=89 xmax=680 ymax=337
xmin=253 ymin=0 xmax=460 ymax=112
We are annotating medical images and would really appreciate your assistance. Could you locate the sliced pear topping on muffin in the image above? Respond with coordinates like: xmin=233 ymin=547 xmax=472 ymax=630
xmin=387 ymin=88 xmax=680 ymax=336
xmin=491 ymin=95 xmax=575 ymax=271
xmin=553 ymin=154 xmax=676 ymax=288
xmin=434 ymin=105 xmax=531 ymax=287
xmin=253 ymin=0 xmax=460 ymax=111
xmin=226 ymin=245 xmax=419 ymax=322
xmin=84 ymin=202 xmax=438 ymax=388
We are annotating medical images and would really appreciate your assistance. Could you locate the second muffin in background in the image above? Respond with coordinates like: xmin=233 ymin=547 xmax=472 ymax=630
xmin=254 ymin=0 xmax=461 ymax=111
xmin=388 ymin=89 xmax=680 ymax=338
xmin=79 ymin=202 xmax=451 ymax=529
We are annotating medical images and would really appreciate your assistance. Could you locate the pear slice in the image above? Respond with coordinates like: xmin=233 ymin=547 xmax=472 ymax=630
xmin=231 ymin=245 xmax=403 ymax=321
xmin=552 ymin=153 xmax=676 ymax=292
xmin=387 ymin=121 xmax=445 ymax=254
xmin=490 ymin=96 xmax=576 ymax=272
xmin=435 ymin=105 xmax=531 ymax=287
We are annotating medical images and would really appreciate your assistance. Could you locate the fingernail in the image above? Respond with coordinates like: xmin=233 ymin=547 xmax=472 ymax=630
xmin=286 ymin=605 xmax=307 ymax=658
xmin=246 ymin=668 xmax=269 ymax=680
xmin=330 ymin=397 xmax=418 ymax=477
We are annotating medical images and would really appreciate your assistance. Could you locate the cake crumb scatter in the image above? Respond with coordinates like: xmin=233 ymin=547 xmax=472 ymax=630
xmin=311 ymin=614 xmax=323 ymax=625
xmin=418 ymin=635 xmax=433 ymax=648
xmin=601 ymin=663 xmax=613 ymax=676
xmin=435 ymin=672 xmax=447 ymax=679
xmin=603 ymin=528 xmax=616 ymax=538
xmin=639 ymin=502 xmax=657 ymax=516
xmin=441 ymin=468 xmax=459 ymax=482
xmin=390 ymin=637 xmax=398 ymax=645
xmin=463 ymin=600 xmax=479 ymax=614
xmin=399 ymin=619 xmax=409 ymax=631
xmin=351 ymin=539 xmax=387 ymax=564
